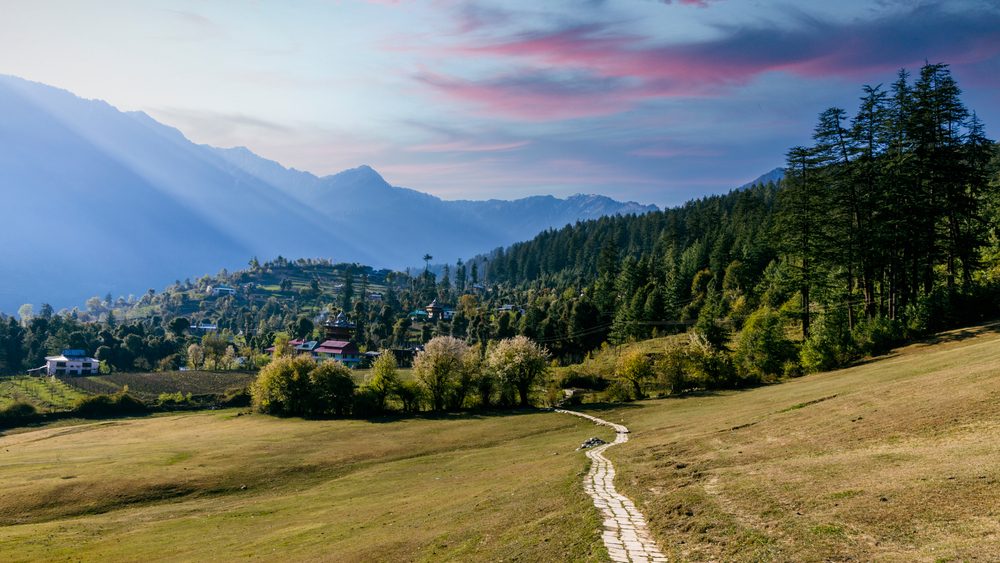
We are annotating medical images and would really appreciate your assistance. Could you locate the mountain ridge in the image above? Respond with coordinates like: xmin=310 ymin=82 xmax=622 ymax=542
xmin=0 ymin=74 xmax=658 ymax=312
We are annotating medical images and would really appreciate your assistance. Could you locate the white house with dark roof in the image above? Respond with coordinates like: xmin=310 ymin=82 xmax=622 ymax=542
xmin=43 ymin=349 xmax=98 ymax=376
xmin=207 ymin=285 xmax=237 ymax=297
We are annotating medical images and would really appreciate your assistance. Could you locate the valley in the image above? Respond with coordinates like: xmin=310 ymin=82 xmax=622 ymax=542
xmin=2 ymin=324 xmax=999 ymax=561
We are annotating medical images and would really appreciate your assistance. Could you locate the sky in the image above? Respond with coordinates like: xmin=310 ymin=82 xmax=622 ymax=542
xmin=1 ymin=0 xmax=998 ymax=207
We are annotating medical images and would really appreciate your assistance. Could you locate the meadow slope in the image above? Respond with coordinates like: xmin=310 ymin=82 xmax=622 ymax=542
xmin=590 ymin=324 xmax=1000 ymax=561
xmin=3 ymin=324 xmax=999 ymax=561
xmin=0 ymin=411 xmax=610 ymax=561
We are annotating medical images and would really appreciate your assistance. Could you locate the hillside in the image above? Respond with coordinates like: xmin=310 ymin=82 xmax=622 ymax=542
xmin=2 ymin=324 xmax=999 ymax=559
xmin=0 ymin=74 xmax=655 ymax=313
xmin=0 ymin=410 xmax=608 ymax=561
xmin=597 ymin=324 xmax=1000 ymax=561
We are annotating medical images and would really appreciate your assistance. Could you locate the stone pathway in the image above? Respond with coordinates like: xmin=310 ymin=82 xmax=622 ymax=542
xmin=556 ymin=409 xmax=667 ymax=563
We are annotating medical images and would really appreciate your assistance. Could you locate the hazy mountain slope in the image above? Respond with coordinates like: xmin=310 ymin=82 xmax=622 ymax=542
xmin=0 ymin=75 xmax=657 ymax=312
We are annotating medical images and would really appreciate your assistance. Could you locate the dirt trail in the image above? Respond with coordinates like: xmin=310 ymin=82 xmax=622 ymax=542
xmin=556 ymin=409 xmax=667 ymax=563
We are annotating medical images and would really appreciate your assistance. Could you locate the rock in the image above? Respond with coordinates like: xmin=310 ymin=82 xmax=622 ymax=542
xmin=578 ymin=437 xmax=608 ymax=450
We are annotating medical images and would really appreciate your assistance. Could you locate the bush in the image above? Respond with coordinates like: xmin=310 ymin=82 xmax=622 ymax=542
xmin=251 ymin=356 xmax=355 ymax=418
xmin=351 ymin=385 xmax=382 ymax=418
xmin=733 ymin=307 xmax=796 ymax=383
xmin=395 ymin=380 xmax=424 ymax=413
xmin=557 ymin=370 xmax=610 ymax=391
xmin=686 ymin=332 xmax=736 ymax=388
xmin=604 ymin=380 xmax=634 ymax=402
xmin=852 ymin=315 xmax=903 ymax=356
xmin=800 ymin=308 xmax=856 ymax=373
xmin=157 ymin=391 xmax=192 ymax=406
xmin=616 ymin=349 xmax=654 ymax=399
xmin=307 ymin=361 xmax=355 ymax=417
xmin=655 ymin=344 xmax=693 ymax=394
xmin=414 ymin=336 xmax=478 ymax=411
xmin=73 ymin=390 xmax=147 ymax=418
xmin=486 ymin=336 xmax=549 ymax=407
xmin=0 ymin=402 xmax=37 ymax=419
xmin=366 ymin=351 xmax=399 ymax=413
xmin=0 ymin=402 xmax=39 ymax=428
xmin=219 ymin=386 xmax=251 ymax=408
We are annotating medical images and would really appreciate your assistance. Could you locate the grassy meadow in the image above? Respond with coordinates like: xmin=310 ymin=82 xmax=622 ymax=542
xmin=587 ymin=324 xmax=1000 ymax=561
xmin=0 ymin=410 xmax=610 ymax=562
xmin=3 ymin=324 xmax=1000 ymax=561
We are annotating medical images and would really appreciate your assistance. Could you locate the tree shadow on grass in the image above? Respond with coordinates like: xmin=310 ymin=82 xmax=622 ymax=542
xmin=913 ymin=321 xmax=1000 ymax=347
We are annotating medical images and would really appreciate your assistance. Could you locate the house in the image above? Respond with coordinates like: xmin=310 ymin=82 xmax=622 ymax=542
xmin=425 ymin=299 xmax=455 ymax=322
xmin=425 ymin=299 xmax=444 ymax=321
xmin=43 ymin=349 xmax=98 ymax=376
xmin=314 ymin=340 xmax=361 ymax=367
xmin=189 ymin=322 xmax=218 ymax=335
xmin=497 ymin=304 xmax=525 ymax=315
xmin=323 ymin=311 xmax=356 ymax=340
xmin=409 ymin=309 xmax=429 ymax=322
xmin=292 ymin=340 xmax=319 ymax=353
xmin=265 ymin=339 xmax=317 ymax=356
xmin=207 ymin=285 xmax=237 ymax=297
xmin=367 ymin=292 xmax=383 ymax=302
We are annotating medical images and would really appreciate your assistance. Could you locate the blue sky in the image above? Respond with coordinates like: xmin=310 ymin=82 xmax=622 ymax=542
xmin=1 ymin=0 xmax=998 ymax=206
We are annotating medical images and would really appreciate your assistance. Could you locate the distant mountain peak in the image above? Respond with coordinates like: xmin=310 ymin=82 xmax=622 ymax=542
xmin=330 ymin=164 xmax=387 ymax=184
xmin=0 ymin=74 xmax=663 ymax=312
xmin=739 ymin=167 xmax=784 ymax=190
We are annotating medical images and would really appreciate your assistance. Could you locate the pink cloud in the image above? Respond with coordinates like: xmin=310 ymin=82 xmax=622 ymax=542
xmin=662 ymin=0 xmax=722 ymax=7
xmin=415 ymin=69 xmax=634 ymax=121
xmin=630 ymin=145 xmax=723 ymax=158
xmin=408 ymin=139 xmax=531 ymax=153
xmin=414 ymin=4 xmax=1000 ymax=121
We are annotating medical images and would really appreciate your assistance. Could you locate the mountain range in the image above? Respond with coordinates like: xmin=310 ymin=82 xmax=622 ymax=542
xmin=0 ymin=75 xmax=659 ymax=313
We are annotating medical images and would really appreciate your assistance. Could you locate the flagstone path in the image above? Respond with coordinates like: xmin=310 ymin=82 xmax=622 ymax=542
xmin=556 ymin=409 xmax=667 ymax=563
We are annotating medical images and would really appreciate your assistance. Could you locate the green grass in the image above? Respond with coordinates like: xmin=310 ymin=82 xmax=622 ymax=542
xmin=580 ymin=323 xmax=1000 ymax=561
xmin=5 ymin=324 xmax=999 ymax=560
xmin=0 ymin=376 xmax=88 ymax=412
xmin=0 ymin=410 xmax=610 ymax=561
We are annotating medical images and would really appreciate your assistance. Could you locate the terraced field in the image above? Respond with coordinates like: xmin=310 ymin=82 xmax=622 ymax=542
xmin=0 ymin=376 xmax=88 ymax=411
xmin=57 ymin=371 xmax=256 ymax=401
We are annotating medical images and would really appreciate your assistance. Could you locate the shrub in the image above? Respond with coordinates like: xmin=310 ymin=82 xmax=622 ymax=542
xmin=219 ymin=386 xmax=251 ymax=408
xmin=686 ymin=332 xmax=736 ymax=388
xmin=395 ymin=380 xmax=424 ymax=413
xmin=0 ymin=402 xmax=37 ymax=419
xmin=605 ymin=380 xmax=634 ymax=402
xmin=366 ymin=350 xmax=399 ymax=413
xmin=655 ymin=344 xmax=692 ymax=394
xmin=800 ymin=308 xmax=856 ymax=373
xmin=486 ymin=336 xmax=549 ymax=407
xmin=251 ymin=356 xmax=355 ymax=417
xmin=0 ymin=402 xmax=39 ymax=428
xmin=73 ymin=390 xmax=147 ymax=418
xmin=852 ymin=315 xmax=902 ymax=356
xmin=306 ymin=361 xmax=355 ymax=417
xmin=557 ymin=371 xmax=610 ymax=391
xmin=616 ymin=349 xmax=654 ymax=399
xmin=157 ymin=391 xmax=192 ymax=406
xmin=544 ymin=382 xmax=564 ymax=407
xmin=733 ymin=307 xmax=796 ymax=383
xmin=351 ymin=385 xmax=382 ymax=418
xmin=414 ymin=336 xmax=478 ymax=411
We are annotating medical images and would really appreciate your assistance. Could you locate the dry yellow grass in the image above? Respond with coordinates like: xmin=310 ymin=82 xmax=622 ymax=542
xmin=4 ymin=324 xmax=999 ymax=561
xmin=587 ymin=324 xmax=1000 ymax=561
xmin=0 ymin=411 xmax=611 ymax=561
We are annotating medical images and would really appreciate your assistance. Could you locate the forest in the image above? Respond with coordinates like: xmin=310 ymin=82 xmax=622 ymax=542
xmin=1 ymin=63 xmax=998 ymax=399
